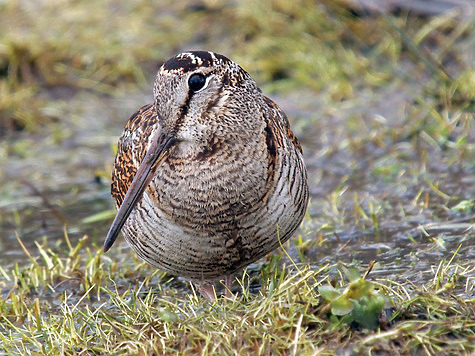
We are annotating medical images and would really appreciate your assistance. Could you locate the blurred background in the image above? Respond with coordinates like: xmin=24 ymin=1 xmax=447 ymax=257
xmin=0 ymin=0 xmax=473 ymax=280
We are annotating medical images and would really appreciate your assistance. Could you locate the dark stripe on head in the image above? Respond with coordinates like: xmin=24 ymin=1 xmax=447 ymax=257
xmin=161 ymin=51 xmax=231 ymax=74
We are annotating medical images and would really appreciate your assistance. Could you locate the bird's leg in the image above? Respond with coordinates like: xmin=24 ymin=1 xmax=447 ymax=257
xmin=224 ymin=274 xmax=234 ymax=298
xmin=196 ymin=282 xmax=217 ymax=301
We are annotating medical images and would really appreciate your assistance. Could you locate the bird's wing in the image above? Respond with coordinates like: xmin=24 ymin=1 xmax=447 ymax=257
xmin=111 ymin=103 xmax=159 ymax=208
xmin=263 ymin=96 xmax=303 ymax=155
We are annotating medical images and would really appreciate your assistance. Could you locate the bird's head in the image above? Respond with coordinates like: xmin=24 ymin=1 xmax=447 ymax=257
xmin=153 ymin=51 xmax=263 ymax=146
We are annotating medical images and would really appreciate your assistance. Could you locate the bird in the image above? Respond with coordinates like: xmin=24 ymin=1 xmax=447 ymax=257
xmin=104 ymin=51 xmax=309 ymax=300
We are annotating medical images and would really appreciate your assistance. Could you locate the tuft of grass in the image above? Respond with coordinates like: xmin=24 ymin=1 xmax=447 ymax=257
xmin=318 ymin=262 xmax=387 ymax=330
xmin=0 ymin=233 xmax=473 ymax=354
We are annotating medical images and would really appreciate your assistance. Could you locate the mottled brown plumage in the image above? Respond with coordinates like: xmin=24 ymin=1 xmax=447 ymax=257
xmin=105 ymin=51 xmax=308 ymax=300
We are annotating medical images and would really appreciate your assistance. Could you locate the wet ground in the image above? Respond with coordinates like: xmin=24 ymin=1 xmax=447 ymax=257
xmin=0 ymin=55 xmax=473 ymax=297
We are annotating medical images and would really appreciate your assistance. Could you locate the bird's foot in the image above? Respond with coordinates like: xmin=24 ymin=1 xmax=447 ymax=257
xmin=194 ymin=275 xmax=234 ymax=301
xmin=196 ymin=282 xmax=217 ymax=301
xmin=224 ymin=274 xmax=234 ymax=298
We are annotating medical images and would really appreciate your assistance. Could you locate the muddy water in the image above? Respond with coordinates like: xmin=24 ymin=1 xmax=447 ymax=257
xmin=0 ymin=82 xmax=473 ymax=293
xmin=0 ymin=91 xmax=152 ymax=268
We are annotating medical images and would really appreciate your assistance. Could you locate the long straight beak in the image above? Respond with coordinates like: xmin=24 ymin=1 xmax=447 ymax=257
xmin=103 ymin=130 xmax=174 ymax=252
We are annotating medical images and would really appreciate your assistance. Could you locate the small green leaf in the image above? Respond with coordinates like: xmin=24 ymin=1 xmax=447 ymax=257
xmin=450 ymin=200 xmax=473 ymax=213
xmin=348 ymin=279 xmax=374 ymax=300
xmin=318 ymin=285 xmax=341 ymax=301
xmin=343 ymin=266 xmax=361 ymax=282
xmin=352 ymin=295 xmax=385 ymax=329
xmin=331 ymin=295 xmax=354 ymax=316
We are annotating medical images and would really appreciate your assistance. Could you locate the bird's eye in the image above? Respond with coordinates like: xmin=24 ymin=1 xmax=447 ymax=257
xmin=188 ymin=73 xmax=207 ymax=92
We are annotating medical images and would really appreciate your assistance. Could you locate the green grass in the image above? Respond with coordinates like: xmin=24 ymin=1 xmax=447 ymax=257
xmin=0 ymin=234 xmax=473 ymax=354
xmin=0 ymin=0 xmax=474 ymax=354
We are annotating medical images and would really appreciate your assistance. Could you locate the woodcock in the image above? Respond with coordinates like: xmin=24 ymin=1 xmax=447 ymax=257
xmin=104 ymin=51 xmax=309 ymax=300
